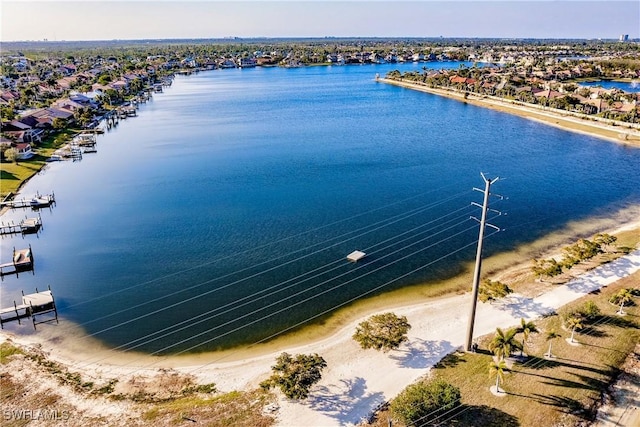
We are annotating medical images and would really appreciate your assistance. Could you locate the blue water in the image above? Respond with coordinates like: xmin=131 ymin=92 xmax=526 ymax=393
xmin=579 ymin=80 xmax=640 ymax=92
xmin=2 ymin=62 xmax=640 ymax=354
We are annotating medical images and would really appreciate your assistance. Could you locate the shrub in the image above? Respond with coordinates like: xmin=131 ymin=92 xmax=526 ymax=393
xmin=562 ymin=239 xmax=602 ymax=267
xmin=390 ymin=379 xmax=461 ymax=425
xmin=531 ymin=258 xmax=563 ymax=279
xmin=260 ymin=352 xmax=326 ymax=400
xmin=479 ymin=279 xmax=513 ymax=303
xmin=352 ymin=312 xmax=411 ymax=352
xmin=578 ymin=301 xmax=601 ymax=321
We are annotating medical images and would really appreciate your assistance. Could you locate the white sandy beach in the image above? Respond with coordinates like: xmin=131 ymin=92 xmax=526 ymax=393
xmin=2 ymin=246 xmax=639 ymax=426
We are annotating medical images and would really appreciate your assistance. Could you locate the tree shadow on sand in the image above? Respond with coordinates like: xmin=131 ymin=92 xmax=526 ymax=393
xmin=496 ymin=295 xmax=555 ymax=319
xmin=307 ymin=376 xmax=385 ymax=425
xmin=390 ymin=339 xmax=457 ymax=369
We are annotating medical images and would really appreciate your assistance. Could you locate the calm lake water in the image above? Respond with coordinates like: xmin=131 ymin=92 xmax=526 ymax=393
xmin=2 ymin=62 xmax=640 ymax=354
xmin=579 ymin=80 xmax=640 ymax=92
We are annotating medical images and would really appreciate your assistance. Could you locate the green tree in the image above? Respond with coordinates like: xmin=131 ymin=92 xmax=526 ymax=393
xmin=562 ymin=239 xmax=602 ymax=268
xmin=259 ymin=352 xmax=326 ymax=400
xmin=352 ymin=312 xmax=411 ymax=352
xmin=97 ymin=74 xmax=113 ymax=85
xmin=516 ymin=319 xmax=539 ymax=356
xmin=479 ymin=279 xmax=513 ymax=303
xmin=610 ymin=289 xmax=633 ymax=315
xmin=1 ymin=104 xmax=16 ymax=120
xmin=531 ymin=258 xmax=563 ymax=280
xmin=544 ymin=330 xmax=561 ymax=358
xmin=4 ymin=147 xmax=18 ymax=163
xmin=488 ymin=327 xmax=522 ymax=361
xmin=564 ymin=314 xmax=584 ymax=343
xmin=488 ymin=359 xmax=508 ymax=394
xmin=390 ymin=379 xmax=461 ymax=425
xmin=52 ymin=117 xmax=66 ymax=130
xmin=578 ymin=301 xmax=601 ymax=321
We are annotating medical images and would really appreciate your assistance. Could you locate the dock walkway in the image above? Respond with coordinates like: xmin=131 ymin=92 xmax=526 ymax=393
xmin=0 ymin=215 xmax=42 ymax=236
xmin=0 ymin=193 xmax=56 ymax=210
xmin=0 ymin=287 xmax=58 ymax=330
xmin=0 ymin=245 xmax=34 ymax=277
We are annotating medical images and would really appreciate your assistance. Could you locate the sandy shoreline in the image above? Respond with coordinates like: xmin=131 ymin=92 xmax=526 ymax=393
xmin=2 ymin=214 xmax=639 ymax=425
xmin=2 ymin=77 xmax=640 ymax=425
xmin=378 ymin=78 xmax=640 ymax=147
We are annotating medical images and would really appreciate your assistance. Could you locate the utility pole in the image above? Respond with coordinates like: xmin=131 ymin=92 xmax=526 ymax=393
xmin=465 ymin=173 xmax=502 ymax=352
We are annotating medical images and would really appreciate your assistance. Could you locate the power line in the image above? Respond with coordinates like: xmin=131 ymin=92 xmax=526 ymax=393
xmin=90 ymin=216 xmax=496 ymax=377
xmin=77 ymin=190 xmax=471 ymax=332
xmin=100 ymin=208 xmax=474 ymax=355
xmin=64 ymin=184 xmax=464 ymax=311
xmin=185 ymin=229 xmax=503 ymax=376
xmin=73 ymin=205 xmax=474 ymax=369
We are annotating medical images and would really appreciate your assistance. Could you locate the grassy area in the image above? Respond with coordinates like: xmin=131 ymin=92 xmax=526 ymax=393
xmin=141 ymin=389 xmax=275 ymax=426
xmin=0 ymin=129 xmax=76 ymax=198
xmin=369 ymin=270 xmax=640 ymax=427
xmin=0 ymin=342 xmax=24 ymax=364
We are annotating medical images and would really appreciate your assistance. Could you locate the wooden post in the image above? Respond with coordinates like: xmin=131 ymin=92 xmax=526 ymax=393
xmin=48 ymin=285 xmax=59 ymax=325
xmin=14 ymin=301 xmax=21 ymax=325
xmin=29 ymin=301 xmax=36 ymax=330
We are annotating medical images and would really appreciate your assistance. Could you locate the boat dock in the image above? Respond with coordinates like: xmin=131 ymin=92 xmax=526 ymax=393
xmin=0 ymin=245 xmax=34 ymax=277
xmin=0 ymin=193 xmax=56 ymax=210
xmin=74 ymin=133 xmax=97 ymax=147
xmin=0 ymin=286 xmax=58 ymax=330
xmin=0 ymin=214 xmax=42 ymax=236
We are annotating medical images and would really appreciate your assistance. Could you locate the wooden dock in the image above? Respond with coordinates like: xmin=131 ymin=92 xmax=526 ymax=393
xmin=0 ymin=214 xmax=42 ymax=236
xmin=0 ymin=286 xmax=58 ymax=330
xmin=0 ymin=245 xmax=34 ymax=277
xmin=0 ymin=193 xmax=56 ymax=210
xmin=74 ymin=133 xmax=97 ymax=147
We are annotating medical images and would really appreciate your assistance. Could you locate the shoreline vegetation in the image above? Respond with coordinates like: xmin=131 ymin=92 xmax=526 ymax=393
xmin=2 ymin=40 xmax=640 ymax=425
xmin=1 ymin=205 xmax=639 ymax=426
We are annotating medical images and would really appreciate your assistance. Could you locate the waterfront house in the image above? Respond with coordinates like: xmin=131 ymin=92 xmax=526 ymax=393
xmin=238 ymin=57 xmax=257 ymax=68
xmin=14 ymin=142 xmax=34 ymax=160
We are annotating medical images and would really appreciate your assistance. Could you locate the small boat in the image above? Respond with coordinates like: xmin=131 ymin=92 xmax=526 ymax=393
xmin=46 ymin=154 xmax=63 ymax=162
xmin=30 ymin=197 xmax=52 ymax=208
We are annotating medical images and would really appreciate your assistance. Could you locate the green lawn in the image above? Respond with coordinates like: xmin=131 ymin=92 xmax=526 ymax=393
xmin=370 ymin=271 xmax=640 ymax=427
xmin=1 ymin=130 xmax=75 ymax=198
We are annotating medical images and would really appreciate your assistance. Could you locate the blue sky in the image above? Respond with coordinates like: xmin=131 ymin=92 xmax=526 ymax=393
xmin=1 ymin=1 xmax=638 ymax=41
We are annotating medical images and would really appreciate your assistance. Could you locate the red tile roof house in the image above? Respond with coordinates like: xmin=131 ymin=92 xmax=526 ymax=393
xmin=534 ymin=89 xmax=565 ymax=100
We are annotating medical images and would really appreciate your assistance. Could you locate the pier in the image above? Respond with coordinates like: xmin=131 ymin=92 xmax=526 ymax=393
xmin=74 ymin=133 xmax=97 ymax=147
xmin=0 ymin=286 xmax=59 ymax=330
xmin=0 ymin=214 xmax=42 ymax=236
xmin=0 ymin=192 xmax=56 ymax=210
xmin=0 ymin=245 xmax=34 ymax=277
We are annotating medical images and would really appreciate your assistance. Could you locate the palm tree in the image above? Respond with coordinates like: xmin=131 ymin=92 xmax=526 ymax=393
xmin=489 ymin=327 xmax=522 ymax=361
xmin=566 ymin=315 xmax=583 ymax=343
xmin=545 ymin=330 xmax=561 ymax=358
xmin=489 ymin=359 xmax=507 ymax=394
xmin=613 ymin=289 xmax=633 ymax=315
xmin=517 ymin=318 xmax=539 ymax=356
